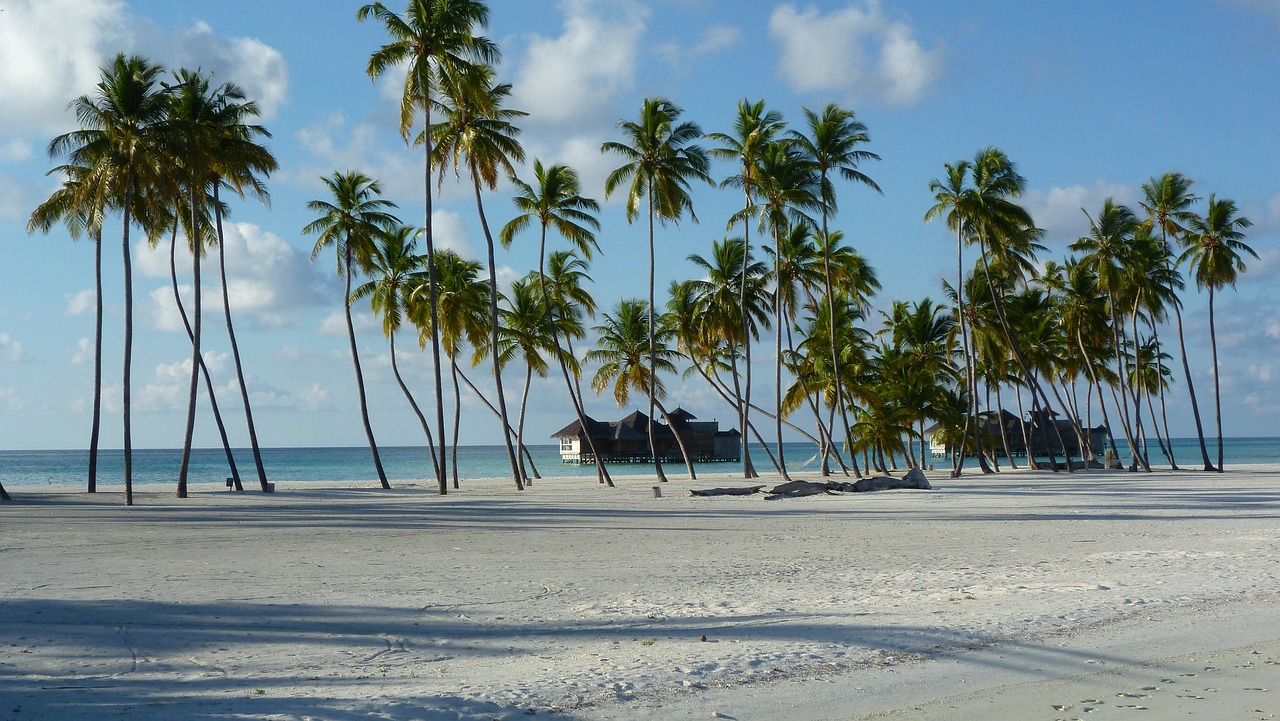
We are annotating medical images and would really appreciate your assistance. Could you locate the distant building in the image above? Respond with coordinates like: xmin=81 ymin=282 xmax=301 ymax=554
xmin=925 ymin=410 xmax=1108 ymax=459
xmin=551 ymin=408 xmax=741 ymax=464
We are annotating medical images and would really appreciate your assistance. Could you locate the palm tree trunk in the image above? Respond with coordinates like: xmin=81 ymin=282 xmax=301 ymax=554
xmin=954 ymin=226 xmax=975 ymax=478
xmin=453 ymin=366 xmax=544 ymax=477
xmin=1164 ymin=252 xmax=1214 ymax=470
xmin=1209 ymin=286 xmax=1224 ymax=472
xmin=654 ymin=401 xmax=697 ymax=479
xmin=121 ymin=174 xmax=136 ymax=506
xmin=725 ymin=344 xmax=758 ymax=477
xmin=994 ymin=384 xmax=1018 ymax=469
xmin=0 ymin=478 xmax=10 ymax=501
xmin=344 ymin=245 xmax=390 ymax=489
xmin=389 ymin=331 xmax=439 ymax=482
xmin=1107 ymin=299 xmax=1148 ymax=471
xmin=422 ymin=105 xmax=449 ymax=494
xmin=562 ymin=335 xmax=615 ymax=486
xmin=646 ymin=195 xmax=667 ymax=483
xmin=740 ymin=193 xmax=757 ymax=479
xmin=471 ymin=170 xmax=522 ymax=490
xmin=450 ymin=357 xmax=462 ymax=489
xmin=1150 ymin=322 xmax=1178 ymax=469
xmin=177 ymin=199 xmax=203 ymax=500
xmin=516 ymin=366 xmax=534 ymax=484
xmin=773 ymin=241 xmax=791 ymax=482
xmin=170 ymin=223 xmax=243 ymax=492
xmin=213 ymin=187 xmax=269 ymax=491
xmin=89 ymin=227 xmax=104 ymax=493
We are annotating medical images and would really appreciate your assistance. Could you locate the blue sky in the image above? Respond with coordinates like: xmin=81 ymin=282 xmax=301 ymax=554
xmin=1 ymin=0 xmax=1277 ymax=451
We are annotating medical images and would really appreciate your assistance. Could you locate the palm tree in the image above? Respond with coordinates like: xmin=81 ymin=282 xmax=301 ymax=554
xmin=501 ymin=163 xmax=613 ymax=485
xmin=432 ymin=65 xmax=526 ymax=489
xmin=351 ymin=224 xmax=440 ymax=480
xmin=497 ymin=277 xmax=559 ymax=485
xmin=49 ymin=54 xmax=171 ymax=505
xmin=304 ymin=171 xmax=401 ymax=489
xmin=201 ymin=78 xmax=278 ymax=492
xmin=1141 ymin=172 xmax=1214 ymax=470
xmin=708 ymin=99 xmax=786 ymax=478
xmin=738 ymin=141 xmax=820 ymax=480
xmin=789 ymin=103 xmax=880 ymax=473
xmin=428 ymin=247 xmax=490 ymax=487
xmin=1181 ymin=195 xmax=1256 ymax=472
xmin=588 ymin=299 xmax=687 ymax=473
xmin=602 ymin=97 xmax=711 ymax=480
xmin=28 ymin=162 xmax=107 ymax=492
xmin=359 ymin=0 xmax=498 ymax=494
xmin=1072 ymin=199 xmax=1149 ymax=471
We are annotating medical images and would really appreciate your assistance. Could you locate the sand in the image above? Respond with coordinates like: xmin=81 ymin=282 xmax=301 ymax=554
xmin=2 ymin=466 xmax=1279 ymax=720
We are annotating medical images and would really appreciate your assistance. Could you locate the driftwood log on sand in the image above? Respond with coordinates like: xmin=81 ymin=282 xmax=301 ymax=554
xmin=689 ymin=469 xmax=933 ymax=500
xmin=689 ymin=485 xmax=766 ymax=497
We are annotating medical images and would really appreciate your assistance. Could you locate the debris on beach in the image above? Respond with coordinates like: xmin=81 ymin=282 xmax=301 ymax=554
xmin=690 ymin=468 xmax=933 ymax=499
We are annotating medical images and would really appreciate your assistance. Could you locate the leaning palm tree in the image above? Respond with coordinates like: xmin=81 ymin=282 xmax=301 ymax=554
xmin=602 ymin=97 xmax=711 ymax=480
xmin=1141 ymin=172 xmax=1214 ymax=471
xmin=1181 ymin=195 xmax=1255 ymax=472
xmin=351 ymin=224 xmax=440 ymax=481
xmin=28 ymin=162 xmax=108 ymax=492
xmin=202 ymin=77 xmax=278 ymax=492
xmin=359 ymin=0 xmax=498 ymax=495
xmin=432 ymin=65 xmax=525 ymax=489
xmin=789 ymin=103 xmax=881 ymax=474
xmin=49 ymin=54 xmax=171 ymax=505
xmin=304 ymin=171 xmax=401 ymax=489
xmin=707 ymin=99 xmax=786 ymax=478
xmin=501 ymin=161 xmax=613 ymax=486
xmin=497 ymin=277 xmax=560 ymax=486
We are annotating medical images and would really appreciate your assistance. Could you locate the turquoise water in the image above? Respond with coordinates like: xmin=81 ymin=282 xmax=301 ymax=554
xmin=1 ymin=438 xmax=1277 ymax=490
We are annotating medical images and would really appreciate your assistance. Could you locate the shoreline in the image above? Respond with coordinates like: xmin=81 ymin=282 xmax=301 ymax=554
xmin=4 ymin=467 xmax=1279 ymax=719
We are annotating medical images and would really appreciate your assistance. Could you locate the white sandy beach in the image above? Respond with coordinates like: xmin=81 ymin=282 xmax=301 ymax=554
xmin=2 ymin=466 xmax=1279 ymax=720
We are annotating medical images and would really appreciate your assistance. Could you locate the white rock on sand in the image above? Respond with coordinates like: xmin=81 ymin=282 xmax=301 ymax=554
xmin=2 ymin=467 xmax=1279 ymax=720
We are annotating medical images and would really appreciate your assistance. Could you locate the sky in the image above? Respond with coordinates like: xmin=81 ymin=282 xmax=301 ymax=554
xmin=1 ymin=0 xmax=1278 ymax=453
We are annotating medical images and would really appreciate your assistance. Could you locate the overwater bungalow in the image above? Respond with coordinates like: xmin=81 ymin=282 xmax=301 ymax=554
xmin=551 ymin=408 xmax=741 ymax=464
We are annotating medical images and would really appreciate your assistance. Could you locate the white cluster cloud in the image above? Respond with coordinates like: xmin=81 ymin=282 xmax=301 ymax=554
xmin=1021 ymin=180 xmax=1141 ymax=248
xmin=320 ymin=310 xmax=379 ymax=337
xmin=72 ymin=337 xmax=93 ymax=366
xmin=65 ymin=289 xmax=96 ymax=316
xmin=0 ymin=0 xmax=125 ymax=134
xmin=0 ymin=387 xmax=24 ymax=412
xmin=511 ymin=0 xmax=647 ymax=128
xmin=139 ymin=222 xmax=326 ymax=332
xmin=768 ymin=1 xmax=941 ymax=107
xmin=168 ymin=21 xmax=289 ymax=121
xmin=293 ymin=113 xmax=429 ymax=204
xmin=0 ymin=1 xmax=287 ymax=138
xmin=0 ymin=332 xmax=27 ymax=363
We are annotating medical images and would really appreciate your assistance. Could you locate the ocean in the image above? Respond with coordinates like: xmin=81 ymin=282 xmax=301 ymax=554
xmin=2 ymin=438 xmax=1278 ymax=491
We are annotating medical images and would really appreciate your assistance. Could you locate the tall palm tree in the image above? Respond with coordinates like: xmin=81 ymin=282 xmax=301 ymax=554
xmin=738 ymin=141 xmax=820 ymax=480
xmin=201 ymin=78 xmax=278 ymax=492
xmin=49 ymin=54 xmax=171 ymax=505
xmin=432 ymin=65 xmax=526 ymax=490
xmin=501 ymin=162 xmax=613 ymax=485
xmin=708 ymin=99 xmax=786 ymax=478
xmin=1072 ymin=199 xmax=1149 ymax=471
xmin=424 ymin=248 xmax=489 ymax=486
xmin=304 ymin=171 xmax=401 ymax=489
xmin=359 ymin=0 xmax=498 ymax=494
xmin=29 ymin=162 xmax=107 ymax=492
xmin=602 ymin=97 xmax=711 ymax=480
xmin=497 ymin=277 xmax=559 ymax=485
xmin=1181 ymin=195 xmax=1255 ymax=472
xmin=789 ymin=103 xmax=881 ymax=473
xmin=1141 ymin=172 xmax=1214 ymax=470
xmin=351 ymin=224 xmax=440 ymax=480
